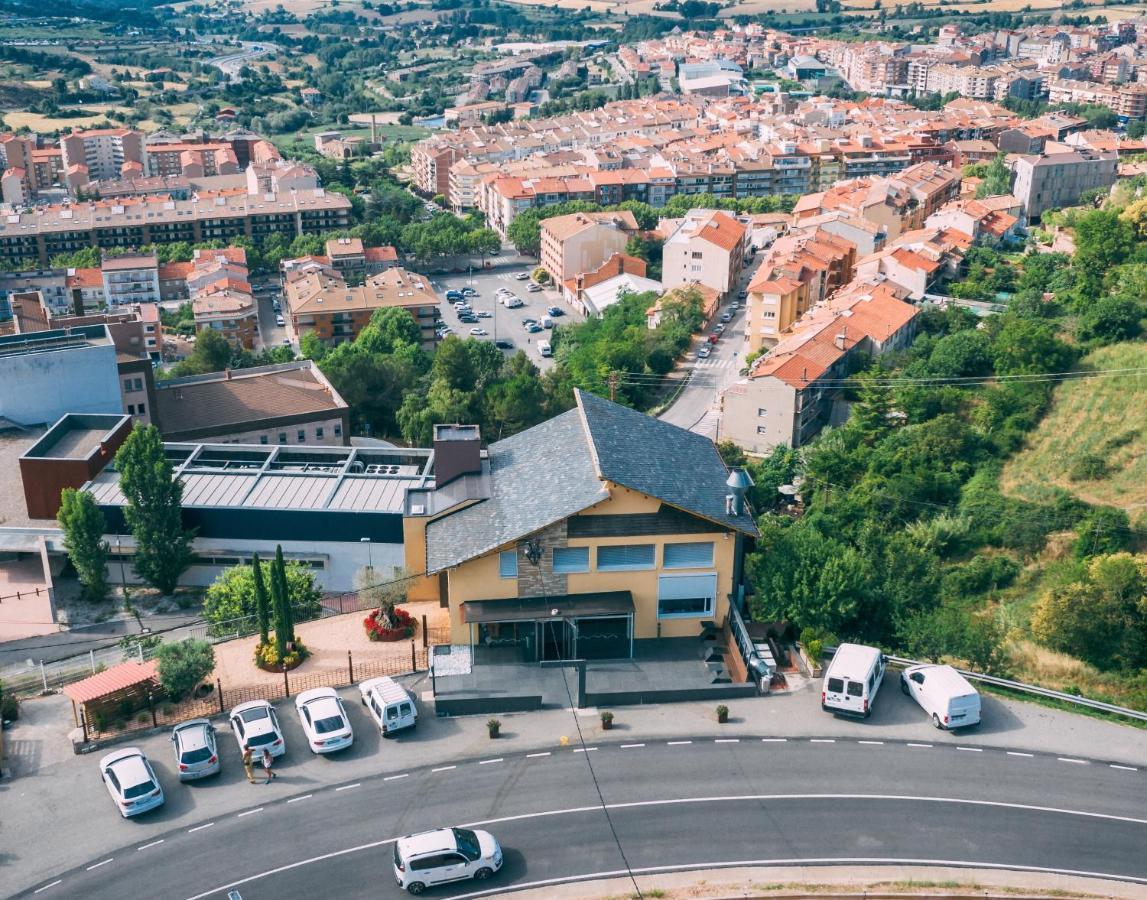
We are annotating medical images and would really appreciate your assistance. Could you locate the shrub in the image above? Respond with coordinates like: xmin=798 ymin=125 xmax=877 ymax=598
xmin=203 ymin=562 xmax=322 ymax=636
xmin=0 ymin=685 xmax=19 ymax=722
xmin=253 ymin=640 xmax=309 ymax=671
xmin=364 ymin=606 xmax=415 ymax=641
xmin=1073 ymin=506 xmax=1133 ymax=559
xmin=156 ymin=639 xmax=215 ymax=701
xmin=1068 ymin=454 xmax=1109 ymax=482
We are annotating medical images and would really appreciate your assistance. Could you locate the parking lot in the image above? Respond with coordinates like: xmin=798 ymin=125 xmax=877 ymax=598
xmin=430 ymin=263 xmax=584 ymax=370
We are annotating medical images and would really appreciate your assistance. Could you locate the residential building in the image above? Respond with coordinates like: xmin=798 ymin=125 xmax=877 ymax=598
xmin=661 ymin=209 xmax=747 ymax=297
xmin=645 ymin=283 xmax=721 ymax=330
xmin=326 ymin=237 xmax=367 ymax=282
xmin=101 ymin=253 xmax=161 ymax=307
xmin=284 ymin=265 xmax=441 ymax=349
xmin=187 ymin=247 xmax=258 ymax=350
xmin=854 ymin=226 xmax=971 ymax=298
xmin=364 ymin=245 xmax=400 ymax=274
xmin=153 ymin=362 xmax=350 ymax=446
xmin=59 ymin=129 xmax=145 ymax=183
xmin=561 ymin=252 xmax=650 ymax=313
xmin=540 ymin=211 xmax=639 ymax=287
xmin=1011 ymin=145 xmax=1119 ymax=221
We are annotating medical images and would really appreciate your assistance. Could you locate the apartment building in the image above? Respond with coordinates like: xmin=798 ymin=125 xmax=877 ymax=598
xmin=101 ymin=253 xmax=161 ymax=307
xmin=1011 ymin=145 xmax=1118 ymax=221
xmin=60 ymin=129 xmax=146 ymax=183
xmin=144 ymin=142 xmax=240 ymax=178
xmin=326 ymin=237 xmax=367 ymax=282
xmin=854 ymin=226 xmax=971 ymax=298
xmin=284 ymin=264 xmax=441 ymax=349
xmin=539 ymin=211 xmax=639 ymax=286
xmin=188 ymin=247 xmax=258 ymax=350
xmin=661 ymin=210 xmax=747 ymax=298
xmin=561 ymin=252 xmax=650 ymax=312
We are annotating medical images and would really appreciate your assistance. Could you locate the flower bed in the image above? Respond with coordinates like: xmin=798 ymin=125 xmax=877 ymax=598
xmin=254 ymin=640 xmax=310 ymax=671
xmin=364 ymin=606 xmax=416 ymax=642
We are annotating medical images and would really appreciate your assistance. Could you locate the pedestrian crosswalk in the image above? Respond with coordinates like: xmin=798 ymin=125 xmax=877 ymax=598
xmin=691 ymin=408 xmax=720 ymax=438
xmin=694 ymin=356 xmax=740 ymax=372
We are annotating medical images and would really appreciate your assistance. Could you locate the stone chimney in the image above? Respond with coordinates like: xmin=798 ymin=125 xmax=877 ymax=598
xmin=433 ymin=424 xmax=482 ymax=488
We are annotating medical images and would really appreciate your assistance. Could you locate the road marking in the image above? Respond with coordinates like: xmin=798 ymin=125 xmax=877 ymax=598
xmin=237 ymin=808 xmax=263 ymax=817
xmin=1058 ymin=757 xmax=1088 ymax=765
xmin=573 ymin=747 xmax=597 ymax=753
xmin=619 ymin=743 xmax=645 ymax=749
xmin=1110 ymin=764 xmax=1138 ymax=772
xmin=907 ymin=743 xmax=933 ymax=749
xmin=188 ymin=823 xmax=214 ymax=833
xmin=432 ymin=765 xmax=457 ymax=772
xmin=184 ymin=792 xmax=1147 ymax=900
xmin=337 ymin=783 xmax=363 ymax=790
xmin=526 ymin=752 xmax=551 ymax=758
xmin=714 ymin=738 xmax=740 ymax=744
xmin=857 ymin=740 xmax=884 ymax=745
xmin=87 ymin=859 xmax=113 ymax=871
xmin=760 ymin=738 xmax=787 ymax=742
xmin=667 ymin=740 xmax=692 ymax=746
xmin=810 ymin=739 xmax=835 ymax=744
xmin=1007 ymin=751 xmax=1034 ymax=757
xmin=286 ymin=794 xmax=312 ymax=803
xmin=137 ymin=840 xmax=165 ymax=850
xmin=479 ymin=758 xmax=503 ymax=765
xmin=33 ymin=881 xmax=62 ymax=894
xmin=957 ymin=747 xmax=983 ymax=753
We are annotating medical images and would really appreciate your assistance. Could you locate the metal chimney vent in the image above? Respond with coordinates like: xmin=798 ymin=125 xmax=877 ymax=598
xmin=725 ymin=467 xmax=754 ymax=517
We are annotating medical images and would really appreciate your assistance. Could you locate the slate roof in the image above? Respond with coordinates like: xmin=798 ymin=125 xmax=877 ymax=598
xmin=424 ymin=389 xmax=757 ymax=572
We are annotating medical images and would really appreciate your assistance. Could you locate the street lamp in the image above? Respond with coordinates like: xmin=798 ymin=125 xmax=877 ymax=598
xmin=360 ymin=537 xmax=373 ymax=573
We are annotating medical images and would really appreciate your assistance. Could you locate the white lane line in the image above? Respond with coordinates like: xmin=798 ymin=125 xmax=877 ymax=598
xmin=714 ymin=738 xmax=740 ymax=744
xmin=383 ymin=774 xmax=408 ymax=782
xmin=957 ymin=747 xmax=983 ymax=753
xmin=1007 ymin=751 xmax=1034 ymax=757
xmin=237 ymin=808 xmax=263 ymax=817
xmin=337 ymin=783 xmax=364 ymax=790
xmin=1058 ymin=757 xmax=1088 ymax=765
xmin=761 ymin=738 xmax=787 ymax=742
xmin=526 ymin=752 xmax=551 ymax=758
xmin=810 ymin=739 xmax=835 ymax=744
xmin=86 ymin=859 xmax=113 ymax=871
xmin=667 ymin=740 xmax=692 ymax=746
xmin=188 ymin=823 xmax=214 ymax=833
xmin=619 ymin=743 xmax=645 ymax=749
xmin=1110 ymin=764 xmax=1138 ymax=772
xmin=286 ymin=794 xmax=313 ymax=803
xmin=432 ymin=765 xmax=457 ymax=772
xmin=184 ymin=793 xmax=1147 ymax=900
xmin=907 ymin=743 xmax=933 ymax=749
xmin=857 ymin=740 xmax=884 ymax=745
xmin=137 ymin=839 xmax=165 ymax=851
xmin=573 ymin=747 xmax=597 ymax=753
xmin=33 ymin=880 xmax=63 ymax=894
xmin=479 ymin=758 xmax=503 ymax=765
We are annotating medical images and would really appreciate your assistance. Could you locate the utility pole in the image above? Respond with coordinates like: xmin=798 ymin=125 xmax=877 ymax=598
xmin=608 ymin=370 xmax=619 ymax=403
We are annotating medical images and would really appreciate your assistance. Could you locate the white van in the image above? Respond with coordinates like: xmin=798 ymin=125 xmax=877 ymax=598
xmin=900 ymin=663 xmax=981 ymax=730
xmin=537 ymin=339 xmax=552 ymax=357
xmin=821 ymin=643 xmax=885 ymax=718
xmin=358 ymin=676 xmax=418 ymax=737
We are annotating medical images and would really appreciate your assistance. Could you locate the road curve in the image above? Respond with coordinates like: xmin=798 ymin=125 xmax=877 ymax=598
xmin=18 ymin=739 xmax=1147 ymax=900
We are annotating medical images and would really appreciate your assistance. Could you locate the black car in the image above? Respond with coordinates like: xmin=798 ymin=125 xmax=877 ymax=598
xmin=494 ymin=339 xmax=514 ymax=350
xmin=459 ymin=315 xmax=480 ymax=324
xmin=521 ymin=317 xmax=537 ymax=326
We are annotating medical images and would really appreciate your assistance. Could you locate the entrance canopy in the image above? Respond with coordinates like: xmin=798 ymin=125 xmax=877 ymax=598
xmin=462 ymin=591 xmax=633 ymax=624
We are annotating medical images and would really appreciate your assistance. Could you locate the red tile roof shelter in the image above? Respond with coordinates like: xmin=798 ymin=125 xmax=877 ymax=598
xmin=63 ymin=659 xmax=159 ymax=727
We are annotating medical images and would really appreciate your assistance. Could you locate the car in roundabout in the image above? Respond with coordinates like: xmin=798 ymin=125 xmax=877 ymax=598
xmin=229 ymin=699 xmax=286 ymax=761
xmin=295 ymin=687 xmax=354 ymax=754
xmin=393 ymin=826 xmax=503 ymax=895
xmin=99 ymin=747 xmax=165 ymax=817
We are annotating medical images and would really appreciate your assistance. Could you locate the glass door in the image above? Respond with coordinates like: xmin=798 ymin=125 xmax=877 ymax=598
xmin=537 ymin=618 xmax=573 ymax=661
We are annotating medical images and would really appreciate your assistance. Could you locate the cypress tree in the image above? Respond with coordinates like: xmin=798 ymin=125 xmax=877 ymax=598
xmin=270 ymin=547 xmax=288 ymax=659
xmin=252 ymin=554 xmax=270 ymax=646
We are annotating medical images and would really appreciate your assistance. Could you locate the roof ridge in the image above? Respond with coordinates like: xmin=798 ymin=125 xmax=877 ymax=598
xmin=573 ymin=388 xmax=604 ymax=482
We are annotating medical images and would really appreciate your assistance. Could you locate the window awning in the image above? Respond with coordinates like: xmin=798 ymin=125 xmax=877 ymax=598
xmin=462 ymin=591 xmax=634 ymax=625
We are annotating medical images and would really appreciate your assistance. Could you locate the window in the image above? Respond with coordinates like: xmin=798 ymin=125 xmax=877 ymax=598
xmin=133 ymin=378 xmax=143 ymax=391
xmin=334 ymin=423 xmax=342 ymax=437
xmin=297 ymin=429 xmax=306 ymax=443
xmin=137 ymin=403 xmax=145 ymax=415
xmin=847 ymin=681 xmax=864 ymax=698
xmin=278 ymin=432 xmax=287 ymax=444
xmin=691 ymin=251 xmax=703 ymax=259
xmin=127 ymin=404 xmax=135 ymax=415
xmin=597 ymin=544 xmax=655 ymax=571
xmin=315 ymin=427 xmax=324 ymax=440
xmin=123 ymin=378 xmax=133 ymax=391
xmin=663 ymin=542 xmax=714 ymax=569
xmin=552 ymin=546 xmax=589 ymax=573
xmin=827 ymin=677 xmax=844 ymax=693
xmin=657 ymin=573 xmax=717 ymax=618
xmin=499 ymin=550 xmax=518 ymax=578
xmin=757 ymin=426 xmax=769 ymax=434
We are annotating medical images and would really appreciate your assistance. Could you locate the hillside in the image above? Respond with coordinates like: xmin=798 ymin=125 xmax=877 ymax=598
xmin=1000 ymin=342 xmax=1147 ymax=516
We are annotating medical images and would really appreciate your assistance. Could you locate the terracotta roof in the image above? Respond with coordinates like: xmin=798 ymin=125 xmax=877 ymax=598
xmin=364 ymin=245 xmax=398 ymax=262
xmin=62 ymin=660 xmax=159 ymax=706
xmin=891 ymin=248 xmax=941 ymax=273
xmin=541 ymin=210 xmax=638 ymax=242
xmin=696 ymin=211 xmax=746 ymax=252
xmin=66 ymin=267 xmax=102 ymax=289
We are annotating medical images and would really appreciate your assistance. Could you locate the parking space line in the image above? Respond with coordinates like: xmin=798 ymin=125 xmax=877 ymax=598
xmin=1007 ymin=751 xmax=1034 ymax=758
xmin=957 ymin=747 xmax=983 ymax=753
xmin=287 ymin=795 xmax=313 ymax=803
xmin=907 ymin=743 xmax=933 ymax=749
xmin=573 ymin=747 xmax=597 ymax=753
xmin=33 ymin=880 xmax=62 ymax=894
xmin=810 ymin=739 xmax=835 ymax=744
xmin=188 ymin=823 xmax=214 ymax=833
xmin=526 ymin=752 xmax=551 ymax=758
xmin=1110 ymin=765 xmax=1138 ymax=772
xmin=714 ymin=738 xmax=740 ymax=744
xmin=137 ymin=840 xmax=165 ymax=850
xmin=479 ymin=758 xmax=503 ymax=765
xmin=87 ymin=859 xmax=113 ymax=871
xmin=337 ymin=783 xmax=363 ymax=790
xmin=1058 ymin=757 xmax=1088 ymax=765
xmin=432 ymin=765 xmax=457 ymax=772
xmin=237 ymin=808 xmax=264 ymax=817
xmin=761 ymin=738 xmax=787 ymax=742
xmin=667 ymin=740 xmax=692 ymax=746
xmin=620 ymin=743 xmax=645 ymax=749
xmin=383 ymin=774 xmax=409 ymax=782
xmin=857 ymin=740 xmax=884 ymax=745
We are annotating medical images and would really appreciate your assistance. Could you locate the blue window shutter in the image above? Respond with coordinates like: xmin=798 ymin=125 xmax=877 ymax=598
xmin=663 ymin=542 xmax=715 ymax=569
xmin=499 ymin=550 xmax=518 ymax=578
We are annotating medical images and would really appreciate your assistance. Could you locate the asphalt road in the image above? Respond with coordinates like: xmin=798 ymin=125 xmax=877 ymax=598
xmin=19 ymin=739 xmax=1147 ymax=899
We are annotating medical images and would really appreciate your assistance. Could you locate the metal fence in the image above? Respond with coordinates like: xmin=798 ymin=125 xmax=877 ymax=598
xmin=82 ymin=644 xmax=431 ymax=743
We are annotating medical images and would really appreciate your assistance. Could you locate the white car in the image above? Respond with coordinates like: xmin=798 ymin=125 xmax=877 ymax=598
xmin=697 ymin=345 xmax=711 ymax=359
xmin=476 ymin=310 xmax=492 ymax=318
xmin=229 ymin=700 xmax=286 ymax=761
xmin=901 ymin=663 xmax=982 ymax=730
xmin=360 ymin=675 xmax=418 ymax=736
xmin=295 ymin=687 xmax=354 ymax=754
xmin=468 ymin=327 xmax=489 ymax=336
xmin=502 ymin=297 xmax=524 ymax=309
xmin=275 ymin=315 xmax=285 ymax=326
xmin=171 ymin=718 xmax=220 ymax=780
xmin=526 ymin=283 xmax=542 ymax=292
xmin=100 ymin=747 xmax=164 ymax=817
xmin=393 ymin=827 xmax=503 ymax=895
xmin=513 ymin=272 xmax=530 ymax=280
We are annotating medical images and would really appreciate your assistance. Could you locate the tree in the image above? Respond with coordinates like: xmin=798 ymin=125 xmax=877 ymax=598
xmin=975 ymin=152 xmax=1012 ymax=199
xmin=928 ymin=330 xmax=994 ymax=377
xmin=1077 ymin=294 xmax=1143 ymax=345
xmin=156 ymin=638 xmax=215 ymax=700
xmin=1073 ymin=506 xmax=1133 ymax=559
xmin=57 ymin=488 xmax=109 ymax=602
xmin=115 ymin=425 xmax=194 ymax=595
xmin=170 ymin=327 xmax=233 ymax=376
xmin=271 ymin=545 xmax=295 ymax=655
xmin=202 ymin=560 xmax=322 ymax=633
xmin=990 ymin=317 xmax=1074 ymax=376
xmin=252 ymin=553 xmax=270 ymax=646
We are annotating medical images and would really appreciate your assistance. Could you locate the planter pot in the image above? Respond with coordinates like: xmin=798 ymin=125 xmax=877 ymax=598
xmin=488 ymin=726 xmax=500 ymax=739
xmin=601 ymin=718 xmax=613 ymax=731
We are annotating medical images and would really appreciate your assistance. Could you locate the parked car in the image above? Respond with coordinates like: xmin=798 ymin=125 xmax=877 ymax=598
xmin=541 ymin=316 xmax=554 ymax=329
xmin=393 ymin=827 xmax=503 ymax=895
xmin=526 ymin=283 xmax=542 ymax=292
xmin=538 ymin=339 xmax=552 ymax=357
xmin=697 ymin=345 xmax=711 ymax=359
xmin=459 ymin=315 xmax=479 ymax=324
xmin=275 ymin=315 xmax=285 ymax=327
xmin=502 ymin=296 xmax=524 ymax=309
xmin=707 ymin=333 xmax=720 ymax=345
xmin=295 ymin=687 xmax=354 ymax=754
xmin=476 ymin=310 xmax=492 ymax=319
xmin=229 ymin=700 xmax=285 ymax=760
xmin=525 ymin=323 xmax=543 ymax=334
xmin=901 ymin=664 xmax=981 ymax=730
xmin=720 ymin=311 xmax=733 ymax=323
xmin=513 ymin=272 xmax=530 ymax=280
xmin=737 ymin=289 xmax=747 ymax=300
xmin=445 ymin=290 xmax=464 ymax=302
xmin=359 ymin=675 xmax=418 ymax=737
xmin=546 ymin=306 xmax=564 ymax=317
xmin=821 ymin=643 xmax=885 ymax=719
xmin=714 ymin=323 xmax=726 ymax=334
xmin=495 ymin=287 xmax=512 ymax=296
xmin=469 ymin=327 xmax=489 ymax=336
xmin=100 ymin=748 xmax=164 ymax=818
xmin=171 ymin=719 xmax=220 ymax=781
xmin=461 ymin=287 xmax=478 ymax=296
xmin=494 ymin=339 xmax=514 ymax=350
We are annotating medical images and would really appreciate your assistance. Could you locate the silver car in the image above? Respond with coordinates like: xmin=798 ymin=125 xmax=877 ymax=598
xmin=171 ymin=719 xmax=221 ymax=780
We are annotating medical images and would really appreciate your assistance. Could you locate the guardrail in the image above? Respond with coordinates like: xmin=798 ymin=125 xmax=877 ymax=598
xmin=825 ymin=645 xmax=1147 ymax=724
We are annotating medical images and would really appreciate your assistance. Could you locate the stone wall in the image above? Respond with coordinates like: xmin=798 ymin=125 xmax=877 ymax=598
xmin=516 ymin=520 xmax=569 ymax=598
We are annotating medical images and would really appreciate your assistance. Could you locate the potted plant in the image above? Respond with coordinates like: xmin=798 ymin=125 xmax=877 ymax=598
xmin=716 ymin=704 xmax=729 ymax=724
xmin=600 ymin=710 xmax=614 ymax=731
xmin=487 ymin=718 xmax=501 ymax=739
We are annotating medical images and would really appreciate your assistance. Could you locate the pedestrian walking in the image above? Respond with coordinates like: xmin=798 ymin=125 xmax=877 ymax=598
xmin=262 ymin=746 xmax=277 ymax=782
xmin=242 ymin=745 xmax=257 ymax=783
